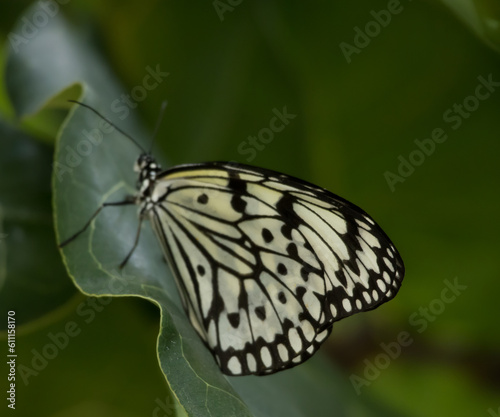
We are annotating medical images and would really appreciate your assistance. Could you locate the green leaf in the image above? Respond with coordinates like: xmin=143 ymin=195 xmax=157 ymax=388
xmin=0 ymin=117 xmax=76 ymax=329
xmin=13 ymin=297 xmax=176 ymax=416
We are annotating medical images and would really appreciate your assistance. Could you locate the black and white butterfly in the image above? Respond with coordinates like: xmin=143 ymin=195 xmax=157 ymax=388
xmin=60 ymin=101 xmax=405 ymax=376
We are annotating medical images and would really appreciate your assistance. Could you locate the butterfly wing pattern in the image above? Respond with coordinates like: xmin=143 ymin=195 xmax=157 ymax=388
xmin=141 ymin=160 xmax=405 ymax=376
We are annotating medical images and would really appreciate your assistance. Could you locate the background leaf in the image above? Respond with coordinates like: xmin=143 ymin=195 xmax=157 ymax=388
xmin=0 ymin=118 xmax=76 ymax=329
xmin=433 ymin=0 xmax=500 ymax=53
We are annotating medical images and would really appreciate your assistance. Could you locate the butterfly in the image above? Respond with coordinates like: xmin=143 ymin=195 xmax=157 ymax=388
xmin=59 ymin=101 xmax=405 ymax=376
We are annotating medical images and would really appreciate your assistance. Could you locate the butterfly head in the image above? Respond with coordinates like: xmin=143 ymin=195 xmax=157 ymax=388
xmin=135 ymin=153 xmax=162 ymax=195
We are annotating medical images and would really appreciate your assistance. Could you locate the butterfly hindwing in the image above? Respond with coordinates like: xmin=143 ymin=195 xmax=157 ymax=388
xmin=147 ymin=162 xmax=404 ymax=375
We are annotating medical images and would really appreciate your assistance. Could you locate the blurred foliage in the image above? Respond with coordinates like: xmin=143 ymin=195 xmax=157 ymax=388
xmin=1 ymin=0 xmax=500 ymax=416
xmin=0 ymin=119 xmax=76 ymax=328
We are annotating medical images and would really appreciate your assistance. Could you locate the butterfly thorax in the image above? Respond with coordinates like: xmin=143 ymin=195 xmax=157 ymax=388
xmin=134 ymin=153 xmax=162 ymax=206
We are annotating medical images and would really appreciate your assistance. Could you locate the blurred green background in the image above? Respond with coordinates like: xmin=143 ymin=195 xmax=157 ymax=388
xmin=1 ymin=1 xmax=500 ymax=416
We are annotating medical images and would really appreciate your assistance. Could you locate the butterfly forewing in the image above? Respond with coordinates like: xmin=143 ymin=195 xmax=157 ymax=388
xmin=147 ymin=162 xmax=404 ymax=375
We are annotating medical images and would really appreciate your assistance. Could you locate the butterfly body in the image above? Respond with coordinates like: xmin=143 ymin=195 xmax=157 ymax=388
xmin=131 ymin=154 xmax=405 ymax=375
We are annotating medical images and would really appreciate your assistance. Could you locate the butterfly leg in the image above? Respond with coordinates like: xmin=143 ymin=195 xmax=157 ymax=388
xmin=58 ymin=196 xmax=136 ymax=248
xmin=118 ymin=215 xmax=144 ymax=269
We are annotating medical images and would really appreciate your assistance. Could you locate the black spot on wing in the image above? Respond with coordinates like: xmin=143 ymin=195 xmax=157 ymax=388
xmin=227 ymin=171 xmax=246 ymax=190
xmin=277 ymin=263 xmax=287 ymax=275
xmin=300 ymin=266 xmax=310 ymax=282
xmin=278 ymin=291 xmax=287 ymax=303
xmin=197 ymin=193 xmax=208 ymax=204
xmin=262 ymin=228 xmax=273 ymax=243
xmin=255 ymin=306 xmax=266 ymax=320
xmin=231 ymin=195 xmax=247 ymax=213
xmin=227 ymin=171 xmax=248 ymax=213
xmin=281 ymin=224 xmax=293 ymax=239
xmin=276 ymin=194 xmax=302 ymax=228
xmin=286 ymin=242 xmax=298 ymax=257
xmin=228 ymin=312 xmax=240 ymax=328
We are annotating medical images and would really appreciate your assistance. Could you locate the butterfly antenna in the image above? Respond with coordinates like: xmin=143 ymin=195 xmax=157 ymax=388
xmin=68 ymin=100 xmax=146 ymax=153
xmin=149 ymin=100 xmax=168 ymax=155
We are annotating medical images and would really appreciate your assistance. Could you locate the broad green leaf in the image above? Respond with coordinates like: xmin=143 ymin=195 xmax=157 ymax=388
xmin=0 ymin=117 xmax=76 ymax=329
